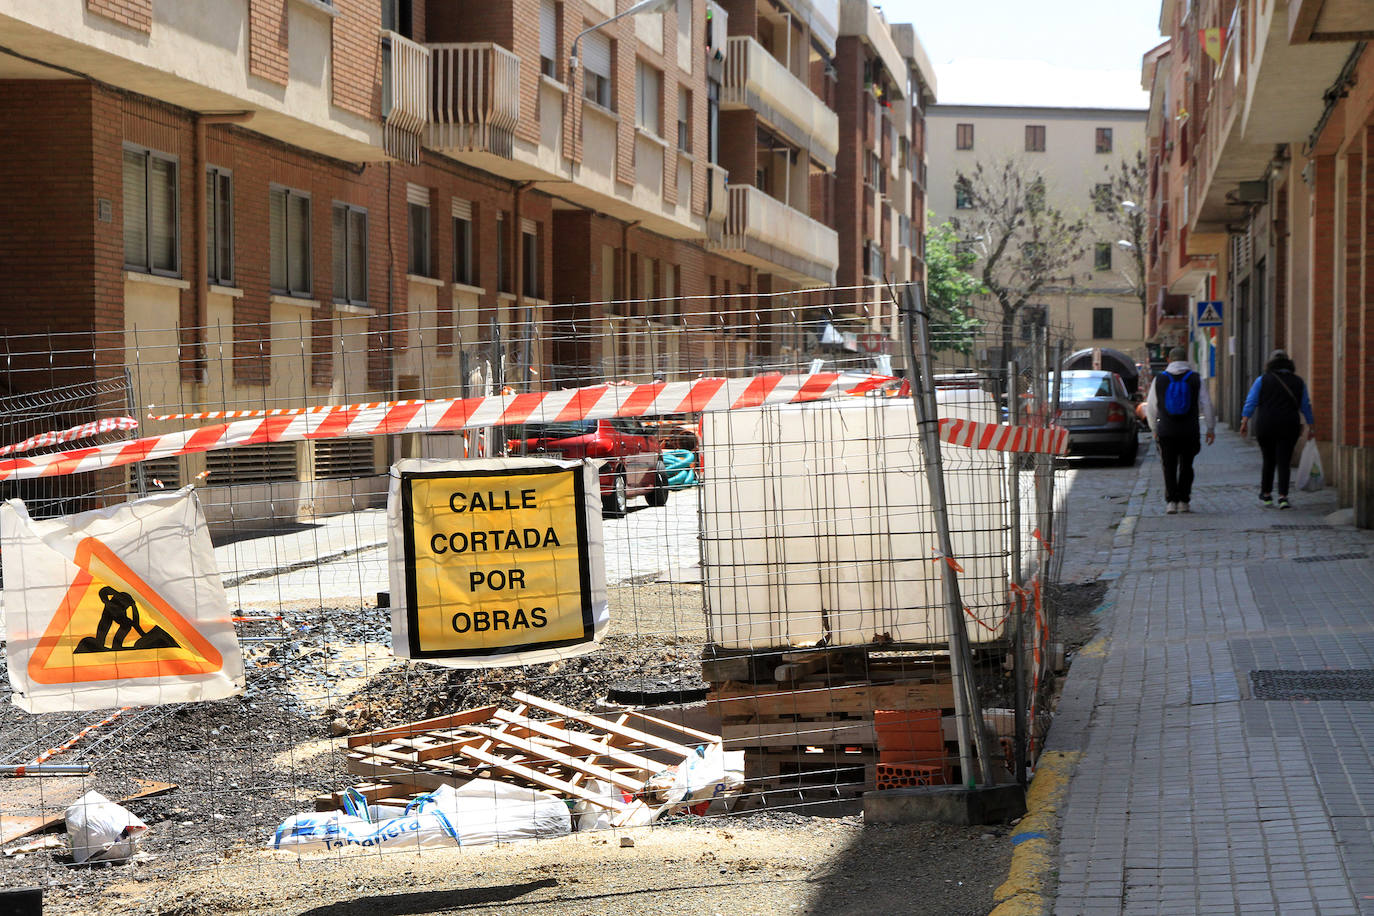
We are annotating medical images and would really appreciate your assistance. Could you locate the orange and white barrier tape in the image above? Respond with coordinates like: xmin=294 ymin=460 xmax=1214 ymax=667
xmin=0 ymin=374 xmax=1072 ymax=482
xmin=14 ymin=706 xmax=131 ymax=775
xmin=938 ymin=417 xmax=1070 ymax=456
xmin=0 ymin=373 xmax=892 ymax=482
xmin=147 ymin=399 xmax=437 ymax=423
xmin=0 ymin=416 xmax=139 ymax=458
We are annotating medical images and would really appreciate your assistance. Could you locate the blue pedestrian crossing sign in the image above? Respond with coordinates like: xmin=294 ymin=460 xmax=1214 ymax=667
xmin=1196 ymin=301 xmax=1224 ymax=327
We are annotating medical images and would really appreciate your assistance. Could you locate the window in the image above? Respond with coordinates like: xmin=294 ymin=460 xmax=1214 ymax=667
xmin=1093 ymin=182 xmax=1114 ymax=212
xmin=522 ymin=224 xmax=539 ymax=299
xmin=707 ymin=78 xmax=720 ymax=163
xmin=1094 ymin=242 xmax=1113 ymax=271
xmin=269 ymin=187 xmax=311 ymax=295
xmin=206 ymin=166 xmax=232 ymax=285
xmin=332 ymin=203 xmax=368 ymax=305
xmin=123 ymin=146 xmax=179 ymax=275
xmin=381 ymin=0 xmax=412 ymax=37
xmin=408 ymin=200 xmax=431 ymax=277
xmin=1092 ymin=307 xmax=1114 ymax=339
xmin=582 ymin=30 xmax=612 ymax=109
xmin=636 ymin=60 xmax=662 ymax=135
xmin=1095 ymin=127 xmax=1113 ymax=153
xmin=540 ymin=0 xmax=557 ymax=79
xmin=1025 ymin=124 xmax=1046 ymax=152
xmin=954 ymin=181 xmax=972 ymax=209
xmin=677 ymin=85 xmax=691 ymax=151
xmin=956 ymin=123 xmax=974 ymax=150
xmin=453 ymin=199 xmax=475 ymax=286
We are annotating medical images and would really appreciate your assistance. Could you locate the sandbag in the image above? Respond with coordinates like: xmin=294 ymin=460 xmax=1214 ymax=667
xmin=66 ymin=790 xmax=148 ymax=864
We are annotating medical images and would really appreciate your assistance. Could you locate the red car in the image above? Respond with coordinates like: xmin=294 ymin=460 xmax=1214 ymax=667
xmin=509 ymin=419 xmax=669 ymax=516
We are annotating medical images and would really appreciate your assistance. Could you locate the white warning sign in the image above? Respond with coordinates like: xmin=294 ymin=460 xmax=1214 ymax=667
xmin=1 ymin=488 xmax=244 ymax=712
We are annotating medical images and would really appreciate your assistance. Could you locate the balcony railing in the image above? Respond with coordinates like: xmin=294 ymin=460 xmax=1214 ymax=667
xmin=428 ymin=42 xmax=520 ymax=158
xmin=719 ymin=184 xmax=838 ymax=285
xmin=382 ymin=32 xmax=430 ymax=164
xmin=722 ymin=36 xmax=839 ymax=164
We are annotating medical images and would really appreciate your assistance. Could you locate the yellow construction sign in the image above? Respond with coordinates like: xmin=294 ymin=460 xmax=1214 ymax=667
xmin=29 ymin=538 xmax=224 ymax=684
xmin=392 ymin=460 xmax=607 ymax=665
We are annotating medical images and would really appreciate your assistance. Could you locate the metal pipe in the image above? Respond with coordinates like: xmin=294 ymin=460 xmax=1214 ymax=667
xmin=0 ymin=764 xmax=91 ymax=776
xmin=902 ymin=282 xmax=995 ymax=786
xmin=1008 ymin=357 xmax=1026 ymax=786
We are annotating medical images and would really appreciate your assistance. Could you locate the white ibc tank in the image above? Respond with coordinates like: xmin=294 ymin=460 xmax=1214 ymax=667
xmin=701 ymin=391 xmax=1008 ymax=649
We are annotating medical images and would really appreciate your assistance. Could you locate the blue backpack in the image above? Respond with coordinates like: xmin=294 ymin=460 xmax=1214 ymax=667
xmin=1163 ymin=370 xmax=1196 ymax=417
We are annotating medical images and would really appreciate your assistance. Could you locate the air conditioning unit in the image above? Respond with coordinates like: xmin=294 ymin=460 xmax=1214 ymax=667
xmin=1233 ymin=180 xmax=1267 ymax=203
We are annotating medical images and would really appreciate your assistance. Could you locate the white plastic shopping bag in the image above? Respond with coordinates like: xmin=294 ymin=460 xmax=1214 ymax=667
xmin=1296 ymin=439 xmax=1324 ymax=492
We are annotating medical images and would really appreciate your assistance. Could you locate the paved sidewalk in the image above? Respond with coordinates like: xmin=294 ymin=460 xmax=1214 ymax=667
xmin=1049 ymin=425 xmax=1374 ymax=915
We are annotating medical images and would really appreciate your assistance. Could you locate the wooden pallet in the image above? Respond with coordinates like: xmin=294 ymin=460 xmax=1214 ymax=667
xmin=316 ymin=692 xmax=722 ymax=823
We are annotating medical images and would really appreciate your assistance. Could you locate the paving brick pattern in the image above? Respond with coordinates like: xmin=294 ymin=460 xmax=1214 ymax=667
xmin=1050 ymin=428 xmax=1374 ymax=914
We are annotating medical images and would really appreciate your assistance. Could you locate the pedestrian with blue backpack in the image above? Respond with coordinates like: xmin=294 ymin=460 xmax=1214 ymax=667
xmin=1145 ymin=346 xmax=1216 ymax=514
xmin=1237 ymin=349 xmax=1315 ymax=510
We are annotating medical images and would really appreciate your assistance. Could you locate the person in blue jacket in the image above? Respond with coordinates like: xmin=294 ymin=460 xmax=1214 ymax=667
xmin=1238 ymin=349 xmax=1315 ymax=509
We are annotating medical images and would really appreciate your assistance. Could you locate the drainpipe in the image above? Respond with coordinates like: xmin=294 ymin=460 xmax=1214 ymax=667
xmin=193 ymin=111 xmax=254 ymax=382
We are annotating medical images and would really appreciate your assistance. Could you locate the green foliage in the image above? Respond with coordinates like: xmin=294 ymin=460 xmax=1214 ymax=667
xmin=924 ymin=219 xmax=984 ymax=354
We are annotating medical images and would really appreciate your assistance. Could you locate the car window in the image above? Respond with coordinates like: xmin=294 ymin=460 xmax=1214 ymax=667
xmin=1059 ymin=376 xmax=1113 ymax=400
xmin=520 ymin=420 xmax=597 ymax=439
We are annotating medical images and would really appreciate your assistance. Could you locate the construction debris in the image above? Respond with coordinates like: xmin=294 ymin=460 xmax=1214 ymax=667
xmin=313 ymin=691 xmax=741 ymax=831
xmin=65 ymin=791 xmax=148 ymax=864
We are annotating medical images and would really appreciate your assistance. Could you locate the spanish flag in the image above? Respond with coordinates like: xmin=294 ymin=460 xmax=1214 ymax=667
xmin=1199 ymin=27 xmax=1225 ymax=65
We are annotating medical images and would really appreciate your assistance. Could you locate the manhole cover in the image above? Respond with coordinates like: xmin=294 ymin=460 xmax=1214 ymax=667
xmin=1292 ymin=553 xmax=1368 ymax=563
xmin=1250 ymin=669 xmax=1374 ymax=701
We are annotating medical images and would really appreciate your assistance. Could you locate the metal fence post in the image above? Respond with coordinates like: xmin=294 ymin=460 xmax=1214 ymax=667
xmin=902 ymin=283 xmax=995 ymax=787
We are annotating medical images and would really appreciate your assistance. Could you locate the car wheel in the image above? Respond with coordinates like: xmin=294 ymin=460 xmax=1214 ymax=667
xmin=603 ymin=471 xmax=628 ymax=517
xmin=1118 ymin=438 xmax=1138 ymax=466
xmin=644 ymin=461 xmax=670 ymax=507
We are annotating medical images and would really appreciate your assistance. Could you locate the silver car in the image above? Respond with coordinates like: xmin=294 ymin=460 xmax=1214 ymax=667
xmin=1055 ymin=370 xmax=1139 ymax=465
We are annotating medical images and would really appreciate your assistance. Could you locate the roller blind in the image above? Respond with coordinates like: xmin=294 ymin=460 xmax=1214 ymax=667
xmin=148 ymin=157 xmax=177 ymax=272
xmin=269 ymin=189 xmax=287 ymax=290
xmin=122 ymin=150 xmax=147 ymax=267
xmin=583 ymin=30 xmax=610 ymax=80
xmin=540 ymin=0 xmax=557 ymax=64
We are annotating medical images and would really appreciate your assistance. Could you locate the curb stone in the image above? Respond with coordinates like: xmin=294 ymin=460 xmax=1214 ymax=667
xmin=989 ymin=750 xmax=1081 ymax=915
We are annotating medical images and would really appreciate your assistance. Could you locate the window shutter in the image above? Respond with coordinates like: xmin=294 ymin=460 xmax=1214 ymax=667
xmin=540 ymin=0 xmax=557 ymax=63
xmin=206 ymin=171 xmax=217 ymax=278
xmin=637 ymin=62 xmax=660 ymax=133
xmin=451 ymin=198 xmax=472 ymax=220
xmin=123 ymin=151 xmax=148 ymax=267
xmin=406 ymin=183 xmax=430 ymax=207
xmin=149 ymin=157 xmax=177 ymax=272
xmin=348 ymin=209 xmax=367 ymax=301
xmin=583 ymin=30 xmax=611 ymax=80
xmin=216 ymin=174 xmax=233 ymax=283
xmin=269 ymin=189 xmax=287 ymax=290
xmin=332 ymin=205 xmax=347 ymax=298
xmin=288 ymin=193 xmax=310 ymax=292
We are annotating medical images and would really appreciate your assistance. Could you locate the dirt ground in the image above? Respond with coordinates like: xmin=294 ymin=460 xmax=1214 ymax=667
xmin=0 ymin=576 xmax=1107 ymax=915
xmin=43 ymin=813 xmax=1011 ymax=916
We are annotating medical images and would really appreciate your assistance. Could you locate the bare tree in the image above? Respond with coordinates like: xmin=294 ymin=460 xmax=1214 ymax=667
xmin=1094 ymin=150 xmax=1149 ymax=315
xmin=954 ymin=158 xmax=1089 ymax=381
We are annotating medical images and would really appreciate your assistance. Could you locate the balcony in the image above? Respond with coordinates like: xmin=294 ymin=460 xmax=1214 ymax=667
xmin=382 ymin=32 xmax=430 ymax=164
xmin=714 ymin=185 xmax=838 ymax=286
xmin=722 ymin=36 xmax=839 ymax=171
xmin=428 ymin=42 xmax=520 ymax=162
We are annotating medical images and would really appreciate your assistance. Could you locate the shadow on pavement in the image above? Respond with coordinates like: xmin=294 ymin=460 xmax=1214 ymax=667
xmin=295 ymin=878 xmax=559 ymax=915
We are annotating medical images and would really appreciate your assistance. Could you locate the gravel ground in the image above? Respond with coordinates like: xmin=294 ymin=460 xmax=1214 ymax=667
xmin=0 ymin=580 xmax=1036 ymax=915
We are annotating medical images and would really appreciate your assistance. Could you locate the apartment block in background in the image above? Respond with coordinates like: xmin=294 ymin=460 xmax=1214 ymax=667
xmin=927 ymin=104 xmax=1148 ymax=361
xmin=1146 ymin=0 xmax=1374 ymax=525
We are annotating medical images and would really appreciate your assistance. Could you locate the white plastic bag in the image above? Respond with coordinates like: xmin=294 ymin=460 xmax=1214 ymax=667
xmin=1296 ymin=439 xmax=1324 ymax=491
xmin=648 ymin=744 xmax=746 ymax=815
xmin=66 ymin=790 xmax=148 ymax=864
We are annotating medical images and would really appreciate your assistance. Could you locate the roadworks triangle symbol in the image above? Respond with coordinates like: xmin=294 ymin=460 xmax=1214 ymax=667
xmin=28 ymin=537 xmax=224 ymax=685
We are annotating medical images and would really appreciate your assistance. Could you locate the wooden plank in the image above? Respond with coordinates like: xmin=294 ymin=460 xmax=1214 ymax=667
xmin=615 ymin=708 xmax=725 ymax=746
xmin=774 ymin=653 xmax=835 ymax=683
xmin=465 ymin=726 xmax=644 ymax=794
xmin=511 ymin=691 xmax=698 ymax=759
xmin=491 ymin=710 xmax=662 ymax=774
xmin=456 ymin=745 xmax=627 ymax=811
xmin=721 ymin=721 xmax=876 ymax=749
xmin=346 ymin=706 xmax=500 ymax=749
xmin=0 ymin=779 xmax=176 ymax=846
xmin=708 ymin=682 xmax=955 ymax=719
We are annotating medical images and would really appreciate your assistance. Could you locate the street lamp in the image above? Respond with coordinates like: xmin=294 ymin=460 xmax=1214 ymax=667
xmin=1121 ymin=200 xmax=1142 ymax=215
xmin=1117 ymin=239 xmax=1136 ymax=251
xmin=570 ymin=0 xmax=675 ymax=75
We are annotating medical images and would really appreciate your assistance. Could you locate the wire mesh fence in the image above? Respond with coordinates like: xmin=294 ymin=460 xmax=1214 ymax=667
xmin=0 ymin=283 xmax=1081 ymax=903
